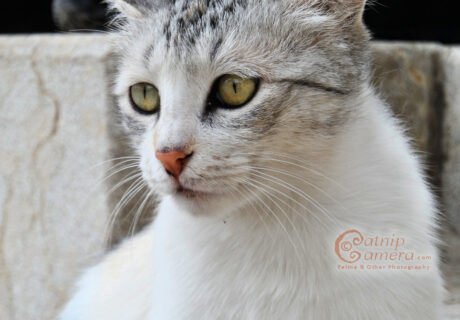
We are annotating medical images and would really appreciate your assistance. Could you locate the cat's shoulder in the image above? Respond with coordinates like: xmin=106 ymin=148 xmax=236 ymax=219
xmin=59 ymin=225 xmax=155 ymax=320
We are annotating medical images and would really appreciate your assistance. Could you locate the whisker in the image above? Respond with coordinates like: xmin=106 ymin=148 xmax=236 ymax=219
xmin=238 ymin=171 xmax=333 ymax=230
xmin=129 ymin=189 xmax=154 ymax=238
xmin=237 ymin=177 xmax=308 ymax=265
xmin=246 ymin=167 xmax=339 ymax=226
xmin=88 ymin=156 xmax=140 ymax=171
xmin=234 ymin=177 xmax=304 ymax=266
xmin=104 ymin=176 xmax=144 ymax=237
xmin=227 ymin=182 xmax=274 ymax=241
xmin=106 ymin=172 xmax=143 ymax=198
xmin=249 ymin=165 xmax=339 ymax=204
xmin=232 ymin=151 xmax=346 ymax=191
xmin=104 ymin=176 xmax=145 ymax=245
xmin=96 ymin=163 xmax=141 ymax=188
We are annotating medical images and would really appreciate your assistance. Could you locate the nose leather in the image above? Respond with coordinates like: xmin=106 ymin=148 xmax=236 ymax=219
xmin=155 ymin=150 xmax=191 ymax=178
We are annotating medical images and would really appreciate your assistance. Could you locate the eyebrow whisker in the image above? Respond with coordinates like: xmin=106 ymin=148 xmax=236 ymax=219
xmin=278 ymin=79 xmax=349 ymax=95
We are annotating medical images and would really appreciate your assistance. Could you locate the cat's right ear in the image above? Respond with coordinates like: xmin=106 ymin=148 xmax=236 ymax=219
xmin=287 ymin=0 xmax=367 ymax=25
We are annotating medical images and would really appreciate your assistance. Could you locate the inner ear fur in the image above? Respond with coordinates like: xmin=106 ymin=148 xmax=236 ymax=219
xmin=106 ymin=0 xmax=144 ymax=21
xmin=295 ymin=0 xmax=367 ymax=24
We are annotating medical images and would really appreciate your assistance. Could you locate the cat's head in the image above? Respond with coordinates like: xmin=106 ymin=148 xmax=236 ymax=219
xmin=110 ymin=0 xmax=370 ymax=214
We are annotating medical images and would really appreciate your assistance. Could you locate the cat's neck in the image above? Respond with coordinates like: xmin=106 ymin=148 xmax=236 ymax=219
xmin=153 ymin=155 xmax=342 ymax=269
xmin=150 ymin=160 xmax=345 ymax=318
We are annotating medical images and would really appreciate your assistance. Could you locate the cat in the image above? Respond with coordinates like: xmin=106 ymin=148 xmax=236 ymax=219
xmin=59 ymin=0 xmax=445 ymax=319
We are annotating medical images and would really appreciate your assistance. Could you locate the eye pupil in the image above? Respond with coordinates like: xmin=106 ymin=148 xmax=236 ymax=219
xmin=216 ymin=75 xmax=258 ymax=108
xmin=129 ymin=83 xmax=160 ymax=114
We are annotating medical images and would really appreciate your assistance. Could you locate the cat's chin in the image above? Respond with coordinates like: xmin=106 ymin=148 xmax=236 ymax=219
xmin=147 ymin=176 xmax=243 ymax=215
xmin=174 ymin=185 xmax=215 ymax=200
xmin=165 ymin=185 xmax=242 ymax=216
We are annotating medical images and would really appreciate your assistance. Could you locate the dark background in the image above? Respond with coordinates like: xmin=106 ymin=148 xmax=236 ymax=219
xmin=0 ymin=0 xmax=458 ymax=44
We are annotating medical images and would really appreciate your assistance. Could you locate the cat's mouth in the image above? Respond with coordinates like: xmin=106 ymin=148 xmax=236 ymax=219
xmin=160 ymin=173 xmax=227 ymax=201
xmin=175 ymin=185 xmax=209 ymax=199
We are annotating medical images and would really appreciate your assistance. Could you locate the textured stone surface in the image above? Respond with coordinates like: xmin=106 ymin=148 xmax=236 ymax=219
xmin=0 ymin=35 xmax=459 ymax=319
xmin=442 ymin=47 xmax=460 ymax=320
xmin=443 ymin=48 xmax=460 ymax=234
xmin=371 ymin=42 xmax=447 ymax=188
xmin=0 ymin=35 xmax=113 ymax=320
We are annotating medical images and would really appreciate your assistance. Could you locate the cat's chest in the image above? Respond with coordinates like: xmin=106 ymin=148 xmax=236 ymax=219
xmin=148 ymin=200 xmax=327 ymax=319
xmin=150 ymin=246 xmax=312 ymax=320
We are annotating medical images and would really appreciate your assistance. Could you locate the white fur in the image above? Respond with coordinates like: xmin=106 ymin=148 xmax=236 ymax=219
xmin=60 ymin=87 xmax=444 ymax=319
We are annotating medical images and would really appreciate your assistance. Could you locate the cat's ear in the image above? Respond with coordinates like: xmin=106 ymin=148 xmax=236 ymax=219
xmin=335 ymin=0 xmax=367 ymax=23
xmin=105 ymin=0 xmax=149 ymax=20
xmin=291 ymin=0 xmax=367 ymax=24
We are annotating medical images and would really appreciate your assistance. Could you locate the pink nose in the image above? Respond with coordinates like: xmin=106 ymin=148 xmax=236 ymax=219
xmin=155 ymin=150 xmax=192 ymax=178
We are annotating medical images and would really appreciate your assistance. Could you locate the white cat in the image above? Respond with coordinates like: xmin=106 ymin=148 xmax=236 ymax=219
xmin=60 ymin=0 xmax=444 ymax=319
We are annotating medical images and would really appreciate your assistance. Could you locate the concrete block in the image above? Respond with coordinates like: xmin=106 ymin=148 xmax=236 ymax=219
xmin=0 ymin=34 xmax=113 ymax=320
xmin=443 ymin=48 xmax=460 ymax=234
xmin=371 ymin=42 xmax=447 ymax=187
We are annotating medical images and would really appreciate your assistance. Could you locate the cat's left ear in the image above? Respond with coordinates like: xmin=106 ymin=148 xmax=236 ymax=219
xmin=105 ymin=0 xmax=153 ymax=20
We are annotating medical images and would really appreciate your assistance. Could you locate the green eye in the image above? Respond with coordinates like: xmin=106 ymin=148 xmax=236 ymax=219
xmin=130 ymin=83 xmax=160 ymax=114
xmin=217 ymin=75 xmax=258 ymax=107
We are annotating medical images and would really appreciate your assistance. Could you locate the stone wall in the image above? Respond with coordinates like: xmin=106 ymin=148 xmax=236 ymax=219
xmin=0 ymin=35 xmax=459 ymax=319
xmin=0 ymin=35 xmax=113 ymax=320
